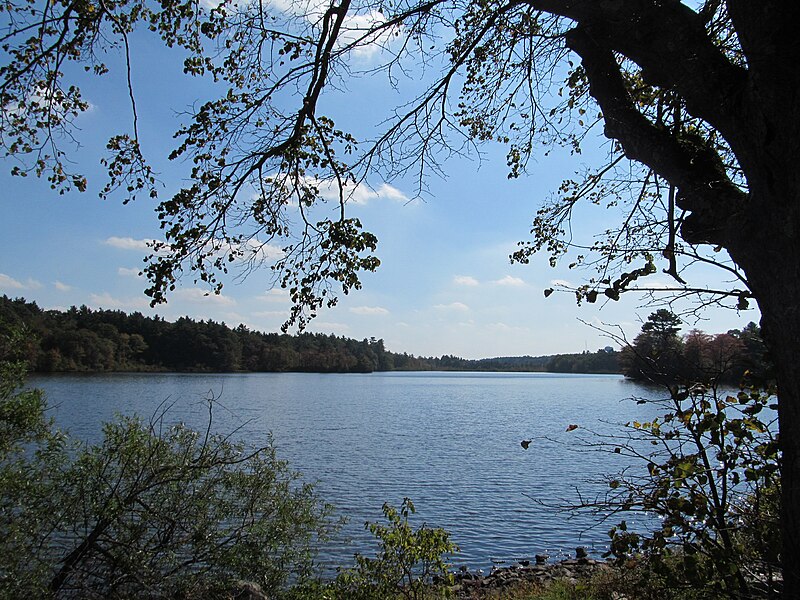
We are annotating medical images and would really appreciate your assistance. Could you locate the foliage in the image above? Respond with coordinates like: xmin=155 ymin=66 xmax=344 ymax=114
xmin=517 ymin=579 xmax=603 ymax=600
xmin=0 ymin=295 xmax=393 ymax=373
xmin=596 ymin=382 xmax=781 ymax=599
xmin=0 ymin=321 xmax=67 ymax=597
xmin=619 ymin=311 xmax=769 ymax=386
xmin=0 ymin=324 xmax=337 ymax=599
xmin=543 ymin=348 xmax=619 ymax=375
xmin=1 ymin=295 xmax=622 ymax=374
xmin=0 ymin=0 xmax=770 ymax=320
xmin=331 ymin=498 xmax=457 ymax=600
xmin=619 ymin=310 xmax=686 ymax=385
xmin=468 ymin=578 xmax=604 ymax=600
xmin=4 ymin=1 xmax=800 ymax=592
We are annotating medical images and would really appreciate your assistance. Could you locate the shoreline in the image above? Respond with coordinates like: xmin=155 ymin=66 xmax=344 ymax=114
xmin=451 ymin=554 xmax=612 ymax=598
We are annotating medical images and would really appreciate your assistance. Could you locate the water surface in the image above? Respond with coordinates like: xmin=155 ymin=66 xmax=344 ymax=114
xmin=31 ymin=371 xmax=662 ymax=570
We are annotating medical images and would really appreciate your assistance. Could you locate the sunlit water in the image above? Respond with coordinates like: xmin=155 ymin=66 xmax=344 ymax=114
xmin=30 ymin=371 xmax=663 ymax=571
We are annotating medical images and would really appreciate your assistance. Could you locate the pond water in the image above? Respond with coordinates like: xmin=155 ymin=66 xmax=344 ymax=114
xmin=30 ymin=371 xmax=663 ymax=571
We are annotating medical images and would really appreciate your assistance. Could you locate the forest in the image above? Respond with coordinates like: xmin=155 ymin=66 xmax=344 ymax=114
xmin=619 ymin=309 xmax=770 ymax=386
xmin=0 ymin=295 xmax=621 ymax=374
xmin=1 ymin=296 xmax=768 ymax=379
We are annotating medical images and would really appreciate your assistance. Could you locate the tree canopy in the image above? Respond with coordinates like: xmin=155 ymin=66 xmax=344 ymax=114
xmin=3 ymin=0 xmax=768 ymax=322
xmin=0 ymin=323 xmax=337 ymax=598
xmin=0 ymin=295 xmax=626 ymax=373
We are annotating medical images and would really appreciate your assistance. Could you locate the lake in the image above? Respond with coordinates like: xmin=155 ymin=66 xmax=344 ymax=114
xmin=29 ymin=371 xmax=663 ymax=571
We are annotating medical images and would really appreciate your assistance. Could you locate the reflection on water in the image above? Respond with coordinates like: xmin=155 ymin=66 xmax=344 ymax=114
xmin=30 ymin=371 xmax=662 ymax=570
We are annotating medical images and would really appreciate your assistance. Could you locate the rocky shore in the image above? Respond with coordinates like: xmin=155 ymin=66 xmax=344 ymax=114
xmin=451 ymin=550 xmax=613 ymax=598
xmin=226 ymin=550 xmax=615 ymax=600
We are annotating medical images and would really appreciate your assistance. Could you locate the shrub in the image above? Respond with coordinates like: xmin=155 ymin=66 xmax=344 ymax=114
xmin=599 ymin=382 xmax=781 ymax=598
xmin=0 ymin=325 xmax=337 ymax=598
xmin=331 ymin=498 xmax=458 ymax=600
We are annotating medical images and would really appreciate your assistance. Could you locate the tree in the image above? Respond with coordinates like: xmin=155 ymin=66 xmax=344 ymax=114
xmin=0 ymin=325 xmax=66 ymax=597
xmin=621 ymin=312 xmax=765 ymax=386
xmin=682 ymin=329 xmax=746 ymax=385
xmin=3 ymin=0 xmax=800 ymax=593
xmin=620 ymin=310 xmax=685 ymax=384
xmin=728 ymin=321 xmax=771 ymax=383
xmin=640 ymin=310 xmax=682 ymax=340
xmin=331 ymin=498 xmax=457 ymax=600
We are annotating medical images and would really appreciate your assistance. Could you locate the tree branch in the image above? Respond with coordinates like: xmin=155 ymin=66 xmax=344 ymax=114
xmin=533 ymin=0 xmax=748 ymax=143
xmin=565 ymin=24 xmax=746 ymax=248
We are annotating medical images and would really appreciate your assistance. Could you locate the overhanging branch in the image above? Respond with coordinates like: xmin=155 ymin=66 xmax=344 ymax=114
xmin=565 ymin=25 xmax=746 ymax=248
xmin=533 ymin=0 xmax=748 ymax=143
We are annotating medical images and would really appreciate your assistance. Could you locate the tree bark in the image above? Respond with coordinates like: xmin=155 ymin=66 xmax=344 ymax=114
xmin=730 ymin=213 xmax=800 ymax=598
xmin=770 ymin=333 xmax=800 ymax=598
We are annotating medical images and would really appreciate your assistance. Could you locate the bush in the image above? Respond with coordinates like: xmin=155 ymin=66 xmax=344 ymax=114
xmin=599 ymin=382 xmax=781 ymax=598
xmin=0 ymin=325 xmax=337 ymax=599
xmin=330 ymin=498 xmax=458 ymax=600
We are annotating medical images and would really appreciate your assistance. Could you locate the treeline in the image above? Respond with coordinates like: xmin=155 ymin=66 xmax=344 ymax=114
xmin=0 ymin=296 xmax=393 ymax=373
xmin=0 ymin=296 xmax=622 ymax=374
xmin=409 ymin=349 xmax=620 ymax=374
xmin=620 ymin=309 xmax=770 ymax=385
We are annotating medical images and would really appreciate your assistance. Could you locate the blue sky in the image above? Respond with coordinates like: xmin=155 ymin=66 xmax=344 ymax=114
xmin=0 ymin=12 xmax=759 ymax=359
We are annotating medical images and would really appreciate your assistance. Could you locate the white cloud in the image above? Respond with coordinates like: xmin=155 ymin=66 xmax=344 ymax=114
xmin=0 ymin=274 xmax=24 ymax=290
xmin=267 ymin=0 xmax=327 ymax=18
xmin=265 ymin=2 xmax=397 ymax=61
xmin=434 ymin=302 xmax=470 ymax=312
xmin=257 ymin=289 xmax=290 ymax=303
xmin=350 ymin=305 xmax=389 ymax=316
xmin=53 ymin=281 xmax=72 ymax=292
xmin=310 ymin=321 xmax=350 ymax=335
xmin=339 ymin=11 xmax=398 ymax=60
xmin=236 ymin=239 xmax=285 ymax=262
xmin=349 ymin=182 xmax=409 ymax=204
xmin=88 ymin=293 xmax=150 ymax=310
xmin=118 ymin=267 xmax=142 ymax=278
xmin=253 ymin=310 xmax=289 ymax=318
xmin=0 ymin=273 xmax=42 ymax=291
xmin=453 ymin=275 xmax=479 ymax=287
xmin=197 ymin=238 xmax=284 ymax=265
xmin=104 ymin=236 xmax=154 ymax=251
xmin=486 ymin=322 xmax=529 ymax=334
xmin=493 ymin=275 xmax=525 ymax=287
xmin=276 ymin=174 xmax=409 ymax=205
xmin=632 ymin=279 xmax=674 ymax=290
xmin=173 ymin=288 xmax=237 ymax=306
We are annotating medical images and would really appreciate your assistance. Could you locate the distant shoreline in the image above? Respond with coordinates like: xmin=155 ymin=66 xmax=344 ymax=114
xmin=28 ymin=366 xmax=624 ymax=375
xmin=4 ymin=295 xmax=622 ymax=376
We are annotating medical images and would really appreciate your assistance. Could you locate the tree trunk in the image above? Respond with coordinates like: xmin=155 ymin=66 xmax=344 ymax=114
xmin=730 ymin=201 xmax=800 ymax=598
xmin=755 ymin=292 xmax=800 ymax=598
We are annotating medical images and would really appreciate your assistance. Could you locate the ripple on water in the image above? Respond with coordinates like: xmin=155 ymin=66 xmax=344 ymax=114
xmin=32 ymin=371 xmax=661 ymax=571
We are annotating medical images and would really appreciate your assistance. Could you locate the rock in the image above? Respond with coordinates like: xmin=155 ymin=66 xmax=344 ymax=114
xmin=451 ymin=556 xmax=617 ymax=598
xmin=575 ymin=546 xmax=588 ymax=559
xmin=230 ymin=580 xmax=269 ymax=600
